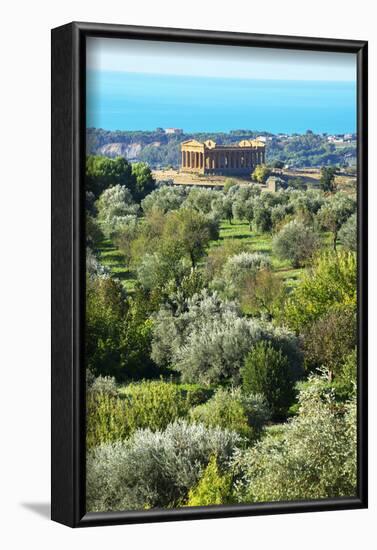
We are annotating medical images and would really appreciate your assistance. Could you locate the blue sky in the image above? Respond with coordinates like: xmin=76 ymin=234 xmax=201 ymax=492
xmin=86 ymin=37 xmax=357 ymax=133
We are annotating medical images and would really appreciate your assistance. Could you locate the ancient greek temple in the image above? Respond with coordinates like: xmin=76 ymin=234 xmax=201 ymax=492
xmin=180 ymin=139 xmax=266 ymax=175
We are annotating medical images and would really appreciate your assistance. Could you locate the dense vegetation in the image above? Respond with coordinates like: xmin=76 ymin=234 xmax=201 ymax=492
xmin=86 ymin=154 xmax=357 ymax=512
xmin=87 ymin=128 xmax=357 ymax=169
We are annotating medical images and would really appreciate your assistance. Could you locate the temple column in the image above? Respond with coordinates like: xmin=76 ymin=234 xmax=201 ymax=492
xmin=181 ymin=151 xmax=184 ymax=167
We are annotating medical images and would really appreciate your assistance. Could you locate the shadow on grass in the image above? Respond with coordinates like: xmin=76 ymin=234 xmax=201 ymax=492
xmin=101 ymin=253 xmax=125 ymax=264
xmin=98 ymin=239 xmax=115 ymax=250
xmin=218 ymin=233 xmax=254 ymax=241
xmin=113 ymin=269 xmax=136 ymax=282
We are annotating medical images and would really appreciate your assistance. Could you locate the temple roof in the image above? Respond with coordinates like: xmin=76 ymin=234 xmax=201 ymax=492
xmin=181 ymin=139 xmax=203 ymax=147
xmin=239 ymin=139 xmax=265 ymax=147
xmin=181 ymin=138 xmax=265 ymax=150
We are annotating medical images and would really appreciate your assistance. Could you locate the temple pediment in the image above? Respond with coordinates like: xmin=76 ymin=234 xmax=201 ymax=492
xmin=181 ymin=139 xmax=203 ymax=147
xmin=238 ymin=139 xmax=253 ymax=147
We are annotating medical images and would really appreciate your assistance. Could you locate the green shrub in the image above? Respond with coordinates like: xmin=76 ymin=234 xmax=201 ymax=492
xmin=303 ymin=304 xmax=356 ymax=379
xmin=87 ymin=391 xmax=129 ymax=449
xmin=242 ymin=341 xmax=298 ymax=420
xmin=190 ymin=387 xmax=270 ymax=441
xmin=87 ymin=380 xmax=190 ymax=449
xmin=339 ymin=348 xmax=357 ymax=388
xmin=283 ymin=251 xmax=357 ymax=332
xmin=86 ymin=275 xmax=127 ymax=379
xmin=121 ymin=380 xmax=190 ymax=432
xmin=186 ymin=456 xmax=234 ymax=506
xmin=233 ymin=374 xmax=357 ymax=502
xmin=86 ymin=420 xmax=240 ymax=512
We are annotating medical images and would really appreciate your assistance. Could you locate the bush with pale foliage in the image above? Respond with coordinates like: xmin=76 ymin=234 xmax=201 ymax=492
xmin=86 ymin=420 xmax=240 ymax=512
xmin=233 ymin=373 xmax=357 ymax=503
xmin=151 ymin=290 xmax=302 ymax=385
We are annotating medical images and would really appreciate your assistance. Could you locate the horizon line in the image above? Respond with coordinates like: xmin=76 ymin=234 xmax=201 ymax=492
xmin=86 ymin=68 xmax=356 ymax=84
xmin=87 ymin=127 xmax=357 ymax=135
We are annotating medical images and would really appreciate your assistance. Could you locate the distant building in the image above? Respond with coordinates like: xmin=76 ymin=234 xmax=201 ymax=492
xmin=327 ymin=135 xmax=344 ymax=143
xmin=180 ymin=139 xmax=265 ymax=175
xmin=266 ymin=176 xmax=284 ymax=193
xmin=255 ymin=136 xmax=267 ymax=143
xmin=164 ymin=128 xmax=183 ymax=135
xmin=344 ymin=133 xmax=356 ymax=142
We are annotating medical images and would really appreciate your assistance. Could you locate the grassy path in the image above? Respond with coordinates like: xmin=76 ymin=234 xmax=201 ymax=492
xmin=97 ymin=238 xmax=137 ymax=293
xmin=97 ymin=219 xmax=333 ymax=292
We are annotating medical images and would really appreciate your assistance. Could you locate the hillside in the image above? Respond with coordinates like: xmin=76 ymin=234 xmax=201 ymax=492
xmin=86 ymin=128 xmax=357 ymax=170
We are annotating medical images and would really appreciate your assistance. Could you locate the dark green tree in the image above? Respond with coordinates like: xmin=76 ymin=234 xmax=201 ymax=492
xmin=320 ymin=166 xmax=338 ymax=192
xmin=131 ymin=162 xmax=156 ymax=201
xmin=242 ymin=341 xmax=297 ymax=420
xmin=86 ymin=155 xmax=133 ymax=197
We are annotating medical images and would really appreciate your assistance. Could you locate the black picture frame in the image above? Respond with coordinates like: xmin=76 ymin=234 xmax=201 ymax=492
xmin=51 ymin=21 xmax=368 ymax=528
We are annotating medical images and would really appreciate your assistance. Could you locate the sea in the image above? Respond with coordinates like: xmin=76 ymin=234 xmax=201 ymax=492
xmin=86 ymin=70 xmax=356 ymax=135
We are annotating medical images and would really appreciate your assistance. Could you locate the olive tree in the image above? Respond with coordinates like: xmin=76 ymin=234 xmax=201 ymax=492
xmin=96 ymin=184 xmax=139 ymax=237
xmin=141 ymin=185 xmax=187 ymax=214
xmin=151 ymin=290 xmax=302 ymax=385
xmin=339 ymin=213 xmax=357 ymax=251
xmin=317 ymin=192 xmax=356 ymax=250
xmin=222 ymin=252 xmax=271 ymax=299
xmin=273 ymin=220 xmax=319 ymax=268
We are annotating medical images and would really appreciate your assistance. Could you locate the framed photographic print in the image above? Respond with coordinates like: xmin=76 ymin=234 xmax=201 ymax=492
xmin=51 ymin=22 xmax=368 ymax=528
